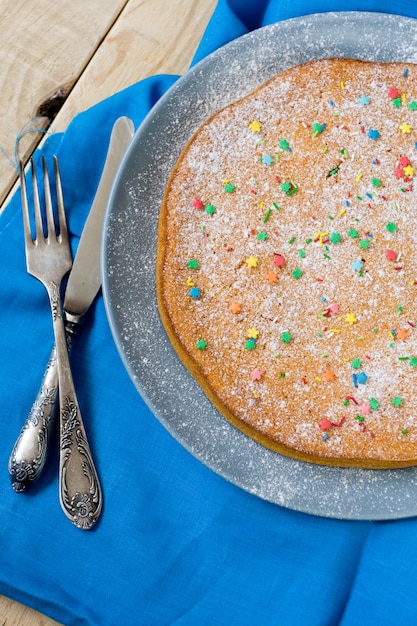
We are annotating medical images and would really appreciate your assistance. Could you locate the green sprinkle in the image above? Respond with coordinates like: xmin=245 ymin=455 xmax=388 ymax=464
xmin=348 ymin=228 xmax=359 ymax=238
xmin=299 ymin=249 xmax=306 ymax=258
xmin=371 ymin=178 xmax=382 ymax=187
xmin=386 ymin=222 xmax=397 ymax=233
xmin=327 ymin=167 xmax=339 ymax=177
xmin=245 ymin=339 xmax=256 ymax=351
xmin=410 ymin=358 xmax=417 ymax=367
xmin=323 ymin=253 xmax=331 ymax=259
xmin=359 ymin=239 xmax=371 ymax=250
xmin=305 ymin=238 xmax=313 ymax=244
xmin=356 ymin=415 xmax=365 ymax=422
xmin=257 ymin=231 xmax=268 ymax=241
xmin=369 ymin=397 xmax=380 ymax=411
xmin=356 ymin=196 xmax=363 ymax=201
xmin=280 ymin=331 xmax=292 ymax=343
xmin=281 ymin=181 xmax=292 ymax=193
xmin=289 ymin=236 xmax=297 ymax=244
xmin=343 ymin=399 xmax=349 ymax=406
xmin=187 ymin=259 xmax=199 ymax=269
xmin=272 ymin=202 xmax=280 ymax=211
xmin=392 ymin=97 xmax=402 ymax=108
xmin=397 ymin=306 xmax=403 ymax=315
xmin=280 ymin=372 xmax=286 ymax=378
xmin=205 ymin=203 xmax=216 ymax=215
xmin=409 ymin=100 xmax=417 ymax=110
xmin=329 ymin=232 xmax=342 ymax=244
xmin=401 ymin=429 xmax=409 ymax=435
xmin=263 ymin=209 xmax=272 ymax=223
xmin=196 ymin=339 xmax=207 ymax=350
xmin=292 ymin=268 xmax=303 ymax=279
xmin=340 ymin=149 xmax=349 ymax=159
xmin=399 ymin=357 xmax=410 ymax=361
xmin=392 ymin=396 xmax=403 ymax=407
xmin=224 ymin=182 xmax=235 ymax=193
xmin=279 ymin=139 xmax=290 ymax=150
xmin=351 ymin=358 xmax=362 ymax=369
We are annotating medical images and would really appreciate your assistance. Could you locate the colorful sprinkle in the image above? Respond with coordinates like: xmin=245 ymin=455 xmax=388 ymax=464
xmin=189 ymin=287 xmax=201 ymax=299
xmin=291 ymin=268 xmax=303 ymax=279
xmin=251 ymin=367 xmax=263 ymax=381
xmin=196 ymin=339 xmax=207 ymax=350
xmin=280 ymin=331 xmax=293 ymax=343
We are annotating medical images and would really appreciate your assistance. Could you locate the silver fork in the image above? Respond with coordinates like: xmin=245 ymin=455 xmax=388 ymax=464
xmin=20 ymin=156 xmax=102 ymax=530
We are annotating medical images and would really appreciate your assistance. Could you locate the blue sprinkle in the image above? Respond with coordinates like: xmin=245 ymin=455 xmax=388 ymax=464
xmin=391 ymin=329 xmax=397 ymax=339
xmin=404 ymin=68 xmax=409 ymax=77
xmin=352 ymin=373 xmax=358 ymax=388
xmin=323 ymin=434 xmax=329 ymax=441
xmin=321 ymin=297 xmax=327 ymax=302
xmin=351 ymin=259 xmax=364 ymax=272
xmin=262 ymin=154 xmax=274 ymax=166
xmin=358 ymin=94 xmax=370 ymax=106
xmin=368 ymin=129 xmax=381 ymax=140
xmin=366 ymin=192 xmax=373 ymax=199
xmin=329 ymin=100 xmax=334 ymax=107
xmin=345 ymin=200 xmax=350 ymax=207
xmin=189 ymin=287 xmax=201 ymax=299
xmin=357 ymin=372 xmax=369 ymax=385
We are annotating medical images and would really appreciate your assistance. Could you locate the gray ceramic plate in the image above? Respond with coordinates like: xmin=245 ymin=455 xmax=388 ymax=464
xmin=102 ymin=11 xmax=417 ymax=520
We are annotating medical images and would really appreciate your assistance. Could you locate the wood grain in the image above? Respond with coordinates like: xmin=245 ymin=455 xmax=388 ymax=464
xmin=0 ymin=0 xmax=216 ymax=623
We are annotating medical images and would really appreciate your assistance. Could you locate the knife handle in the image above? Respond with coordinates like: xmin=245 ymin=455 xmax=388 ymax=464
xmin=8 ymin=321 xmax=78 ymax=492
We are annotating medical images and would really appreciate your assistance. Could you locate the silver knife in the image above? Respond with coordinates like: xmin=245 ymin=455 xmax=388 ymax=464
xmin=9 ymin=116 xmax=134 ymax=493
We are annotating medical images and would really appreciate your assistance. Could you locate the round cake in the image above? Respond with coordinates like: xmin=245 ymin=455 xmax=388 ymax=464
xmin=157 ymin=58 xmax=417 ymax=468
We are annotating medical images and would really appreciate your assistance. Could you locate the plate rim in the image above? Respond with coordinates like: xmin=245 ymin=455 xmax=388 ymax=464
xmin=102 ymin=10 xmax=417 ymax=520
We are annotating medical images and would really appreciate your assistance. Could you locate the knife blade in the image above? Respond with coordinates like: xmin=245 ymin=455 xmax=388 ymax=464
xmin=9 ymin=116 xmax=134 ymax=492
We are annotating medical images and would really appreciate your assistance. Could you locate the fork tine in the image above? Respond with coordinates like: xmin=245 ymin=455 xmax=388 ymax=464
xmin=30 ymin=158 xmax=44 ymax=243
xmin=42 ymin=156 xmax=56 ymax=239
xmin=19 ymin=161 xmax=32 ymax=248
xmin=53 ymin=156 xmax=68 ymax=243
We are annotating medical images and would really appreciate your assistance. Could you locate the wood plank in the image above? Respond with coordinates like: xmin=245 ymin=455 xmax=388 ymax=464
xmin=31 ymin=0 xmax=218 ymax=134
xmin=0 ymin=0 xmax=128 ymax=207
xmin=1 ymin=0 xmax=216 ymax=623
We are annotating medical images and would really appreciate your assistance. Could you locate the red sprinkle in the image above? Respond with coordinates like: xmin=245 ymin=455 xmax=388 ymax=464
xmin=385 ymin=249 xmax=398 ymax=261
xmin=388 ymin=87 xmax=400 ymax=99
xmin=346 ymin=396 xmax=359 ymax=405
xmin=193 ymin=198 xmax=204 ymax=210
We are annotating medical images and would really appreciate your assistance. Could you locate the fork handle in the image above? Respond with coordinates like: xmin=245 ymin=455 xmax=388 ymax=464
xmin=8 ymin=346 xmax=58 ymax=492
xmin=8 ymin=321 xmax=79 ymax=492
xmin=49 ymin=283 xmax=102 ymax=530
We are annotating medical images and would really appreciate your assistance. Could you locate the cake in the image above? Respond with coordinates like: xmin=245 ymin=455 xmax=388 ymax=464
xmin=157 ymin=58 xmax=417 ymax=468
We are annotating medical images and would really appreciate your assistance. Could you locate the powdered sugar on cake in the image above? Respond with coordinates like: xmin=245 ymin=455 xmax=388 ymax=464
xmin=158 ymin=58 xmax=417 ymax=467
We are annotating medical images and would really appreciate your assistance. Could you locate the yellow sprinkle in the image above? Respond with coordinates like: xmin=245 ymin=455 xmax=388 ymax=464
xmin=338 ymin=208 xmax=346 ymax=217
xmin=340 ymin=81 xmax=345 ymax=89
xmin=355 ymin=172 xmax=363 ymax=182
xmin=315 ymin=376 xmax=322 ymax=382
xmin=259 ymin=201 xmax=265 ymax=209
xmin=253 ymin=393 xmax=259 ymax=398
xmin=389 ymin=330 xmax=395 ymax=340
xmin=330 ymin=328 xmax=341 ymax=333
xmin=400 ymin=122 xmax=412 ymax=134
xmin=402 ymin=92 xmax=407 ymax=104
xmin=411 ymin=280 xmax=416 ymax=286
xmin=222 ymin=179 xmax=230 ymax=184
xmin=187 ymin=278 xmax=195 ymax=286
xmin=342 ymin=358 xmax=350 ymax=362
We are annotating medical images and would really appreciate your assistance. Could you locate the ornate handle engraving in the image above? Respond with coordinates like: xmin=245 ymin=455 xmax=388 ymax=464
xmin=49 ymin=284 xmax=102 ymax=529
xmin=8 ymin=321 xmax=77 ymax=492
xmin=8 ymin=348 xmax=58 ymax=492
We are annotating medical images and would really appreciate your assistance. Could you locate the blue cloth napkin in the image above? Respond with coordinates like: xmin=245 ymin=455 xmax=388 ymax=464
xmin=2 ymin=1 xmax=417 ymax=624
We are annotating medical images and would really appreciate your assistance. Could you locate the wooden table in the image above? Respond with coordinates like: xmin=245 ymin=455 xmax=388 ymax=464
xmin=0 ymin=0 xmax=216 ymax=623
